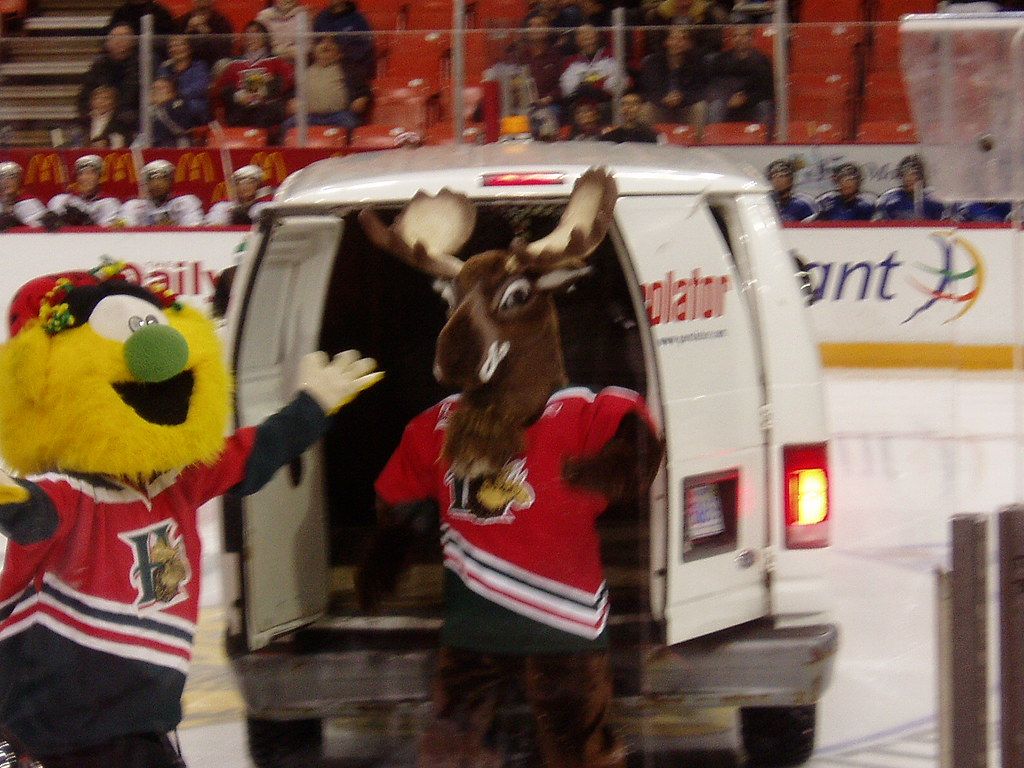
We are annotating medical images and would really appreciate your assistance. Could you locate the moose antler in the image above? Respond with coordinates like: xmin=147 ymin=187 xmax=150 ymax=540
xmin=358 ymin=188 xmax=476 ymax=279
xmin=522 ymin=167 xmax=617 ymax=270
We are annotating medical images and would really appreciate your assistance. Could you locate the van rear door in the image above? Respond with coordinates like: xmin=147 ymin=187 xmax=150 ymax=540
xmin=230 ymin=216 xmax=343 ymax=650
xmin=615 ymin=196 xmax=770 ymax=645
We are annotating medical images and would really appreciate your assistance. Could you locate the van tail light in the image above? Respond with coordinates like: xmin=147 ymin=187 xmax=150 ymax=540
xmin=783 ymin=443 xmax=830 ymax=549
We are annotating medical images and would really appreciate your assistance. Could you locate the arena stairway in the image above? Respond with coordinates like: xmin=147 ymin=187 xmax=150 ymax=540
xmin=0 ymin=0 xmax=119 ymax=146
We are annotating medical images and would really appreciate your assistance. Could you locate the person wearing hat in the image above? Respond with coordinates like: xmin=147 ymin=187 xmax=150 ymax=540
xmin=119 ymin=159 xmax=204 ymax=227
xmin=204 ymin=165 xmax=273 ymax=226
xmin=815 ymin=162 xmax=875 ymax=221
xmin=874 ymin=153 xmax=948 ymax=221
xmin=47 ymin=155 xmax=123 ymax=227
xmin=765 ymin=158 xmax=818 ymax=223
xmin=0 ymin=261 xmax=382 ymax=767
xmin=0 ymin=161 xmax=56 ymax=231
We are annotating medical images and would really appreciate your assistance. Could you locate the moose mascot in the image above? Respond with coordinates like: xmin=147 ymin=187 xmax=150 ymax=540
xmin=357 ymin=168 xmax=664 ymax=768
xmin=0 ymin=262 xmax=381 ymax=768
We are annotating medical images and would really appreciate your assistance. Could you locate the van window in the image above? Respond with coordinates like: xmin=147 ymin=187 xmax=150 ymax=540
xmin=315 ymin=201 xmax=650 ymax=616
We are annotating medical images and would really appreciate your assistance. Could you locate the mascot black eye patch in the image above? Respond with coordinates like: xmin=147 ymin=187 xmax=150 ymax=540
xmin=64 ymin=283 xmax=164 ymax=331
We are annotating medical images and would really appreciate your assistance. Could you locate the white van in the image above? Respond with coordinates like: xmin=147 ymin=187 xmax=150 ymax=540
xmin=221 ymin=142 xmax=837 ymax=768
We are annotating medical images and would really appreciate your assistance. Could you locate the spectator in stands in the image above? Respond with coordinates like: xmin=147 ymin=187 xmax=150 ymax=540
xmin=639 ymin=24 xmax=709 ymax=139
xmin=706 ymin=25 xmax=774 ymax=133
xmin=120 ymin=159 xmax=205 ymax=226
xmin=0 ymin=162 xmax=56 ymax=231
xmin=953 ymin=200 xmax=1012 ymax=222
xmin=175 ymin=0 xmax=235 ymax=71
xmin=559 ymin=24 xmax=626 ymax=122
xmin=815 ymin=162 xmax=875 ymax=221
xmin=80 ymin=85 xmax=134 ymax=148
xmin=206 ymin=165 xmax=273 ymax=225
xmin=256 ymin=0 xmax=309 ymax=61
xmin=106 ymin=0 xmax=176 ymax=37
xmin=77 ymin=24 xmax=142 ymax=135
xmin=567 ymin=100 xmax=605 ymax=140
xmin=312 ymin=0 xmax=377 ymax=83
xmin=643 ymin=0 xmax=730 ymax=56
xmin=158 ymin=35 xmax=211 ymax=123
xmin=285 ymin=36 xmax=370 ymax=131
xmin=766 ymin=158 xmax=818 ymax=222
xmin=149 ymin=76 xmax=200 ymax=147
xmin=601 ymin=88 xmax=660 ymax=142
xmin=874 ymin=154 xmax=947 ymax=221
xmin=505 ymin=16 xmax=566 ymax=137
xmin=47 ymin=155 xmax=122 ymax=228
xmin=214 ymin=21 xmax=295 ymax=142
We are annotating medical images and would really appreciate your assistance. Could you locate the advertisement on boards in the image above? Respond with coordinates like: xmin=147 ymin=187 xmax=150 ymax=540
xmin=0 ymin=230 xmax=246 ymax=341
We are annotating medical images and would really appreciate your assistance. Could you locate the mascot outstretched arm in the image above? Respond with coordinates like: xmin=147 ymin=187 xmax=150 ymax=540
xmin=0 ymin=262 xmax=381 ymax=768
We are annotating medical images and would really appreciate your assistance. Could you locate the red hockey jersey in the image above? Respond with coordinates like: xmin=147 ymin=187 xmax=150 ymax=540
xmin=376 ymin=387 xmax=654 ymax=654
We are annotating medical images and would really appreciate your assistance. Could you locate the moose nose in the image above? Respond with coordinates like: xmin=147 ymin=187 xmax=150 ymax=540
xmin=436 ymin=297 xmax=486 ymax=387
xmin=123 ymin=324 xmax=190 ymax=382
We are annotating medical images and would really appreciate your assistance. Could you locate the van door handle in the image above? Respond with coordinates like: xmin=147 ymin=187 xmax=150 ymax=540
xmin=735 ymin=549 xmax=756 ymax=569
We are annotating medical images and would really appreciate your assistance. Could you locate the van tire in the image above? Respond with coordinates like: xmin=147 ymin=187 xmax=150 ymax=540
xmin=246 ymin=716 xmax=323 ymax=768
xmin=739 ymin=704 xmax=816 ymax=767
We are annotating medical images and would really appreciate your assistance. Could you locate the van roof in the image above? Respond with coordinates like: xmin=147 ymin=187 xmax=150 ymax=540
xmin=273 ymin=143 xmax=770 ymax=207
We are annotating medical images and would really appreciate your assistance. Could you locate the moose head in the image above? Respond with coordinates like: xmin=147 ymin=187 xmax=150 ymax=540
xmin=358 ymin=167 xmax=618 ymax=478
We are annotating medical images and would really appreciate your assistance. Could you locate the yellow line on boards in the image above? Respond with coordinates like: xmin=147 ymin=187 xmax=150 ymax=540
xmin=820 ymin=343 xmax=1019 ymax=370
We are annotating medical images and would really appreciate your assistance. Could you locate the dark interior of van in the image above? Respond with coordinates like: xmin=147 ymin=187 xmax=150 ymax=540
xmin=317 ymin=202 xmax=653 ymax=629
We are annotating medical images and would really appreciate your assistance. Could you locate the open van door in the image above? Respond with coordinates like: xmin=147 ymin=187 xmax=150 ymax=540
xmin=615 ymin=196 xmax=770 ymax=645
xmin=231 ymin=216 xmax=343 ymax=650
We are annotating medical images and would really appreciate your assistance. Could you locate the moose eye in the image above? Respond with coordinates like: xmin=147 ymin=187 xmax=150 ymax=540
xmin=497 ymin=278 xmax=533 ymax=312
xmin=90 ymin=295 xmax=169 ymax=342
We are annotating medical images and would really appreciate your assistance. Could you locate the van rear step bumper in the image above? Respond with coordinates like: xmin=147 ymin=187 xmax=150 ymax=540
xmin=234 ymin=622 xmax=838 ymax=719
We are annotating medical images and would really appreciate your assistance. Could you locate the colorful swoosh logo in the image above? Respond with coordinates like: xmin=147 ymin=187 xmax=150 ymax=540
xmin=904 ymin=232 xmax=984 ymax=324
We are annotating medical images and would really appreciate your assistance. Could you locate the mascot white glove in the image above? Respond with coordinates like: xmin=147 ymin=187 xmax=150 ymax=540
xmin=300 ymin=350 xmax=383 ymax=415
xmin=0 ymin=467 xmax=29 ymax=505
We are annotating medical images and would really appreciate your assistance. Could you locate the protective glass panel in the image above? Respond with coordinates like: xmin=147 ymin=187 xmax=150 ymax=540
xmin=900 ymin=13 xmax=1024 ymax=200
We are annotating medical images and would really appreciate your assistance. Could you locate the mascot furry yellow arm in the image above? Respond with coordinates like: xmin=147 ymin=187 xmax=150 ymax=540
xmin=0 ymin=262 xmax=380 ymax=766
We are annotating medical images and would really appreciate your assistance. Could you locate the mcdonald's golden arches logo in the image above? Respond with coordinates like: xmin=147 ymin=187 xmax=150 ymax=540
xmin=25 ymin=153 xmax=65 ymax=186
xmin=103 ymin=153 xmax=136 ymax=184
xmin=176 ymin=152 xmax=217 ymax=183
xmin=250 ymin=151 xmax=288 ymax=185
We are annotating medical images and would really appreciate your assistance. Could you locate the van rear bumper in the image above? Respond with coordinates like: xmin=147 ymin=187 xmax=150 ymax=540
xmin=233 ymin=621 xmax=838 ymax=719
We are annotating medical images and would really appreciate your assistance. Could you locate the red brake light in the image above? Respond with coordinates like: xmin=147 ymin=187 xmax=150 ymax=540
xmin=480 ymin=172 xmax=566 ymax=187
xmin=783 ymin=443 xmax=830 ymax=549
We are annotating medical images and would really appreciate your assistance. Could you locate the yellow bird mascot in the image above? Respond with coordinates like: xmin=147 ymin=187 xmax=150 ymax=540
xmin=0 ymin=262 xmax=381 ymax=768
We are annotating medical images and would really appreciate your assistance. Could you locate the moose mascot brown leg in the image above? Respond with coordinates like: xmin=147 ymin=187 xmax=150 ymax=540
xmin=356 ymin=168 xmax=664 ymax=768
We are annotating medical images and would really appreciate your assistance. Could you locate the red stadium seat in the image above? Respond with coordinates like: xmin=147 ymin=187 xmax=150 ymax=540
xmin=206 ymin=127 xmax=268 ymax=148
xmin=379 ymin=32 xmax=449 ymax=93
xmin=787 ymin=120 xmax=847 ymax=143
xmin=371 ymin=92 xmax=431 ymax=131
xmin=283 ymin=126 xmax=349 ymax=148
xmin=800 ymin=0 xmax=866 ymax=21
xmin=873 ymin=0 xmax=936 ymax=22
xmin=868 ymin=23 xmax=900 ymax=71
xmin=349 ymin=124 xmax=423 ymax=151
xmin=406 ymin=0 xmax=453 ymax=30
xmin=656 ymin=123 xmax=696 ymax=146
xmin=0 ymin=0 xmax=27 ymax=15
xmin=422 ymin=123 xmax=484 ymax=144
xmin=702 ymin=122 xmax=768 ymax=145
xmin=856 ymin=120 xmax=918 ymax=143
xmin=862 ymin=70 xmax=911 ymax=122
xmin=751 ymin=24 xmax=779 ymax=59
xmin=790 ymin=23 xmax=865 ymax=79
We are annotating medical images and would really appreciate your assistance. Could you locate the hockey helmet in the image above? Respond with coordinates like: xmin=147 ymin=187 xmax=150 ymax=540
xmin=0 ymin=161 xmax=23 ymax=181
xmin=142 ymin=159 xmax=175 ymax=180
xmin=232 ymin=164 xmax=265 ymax=184
xmin=74 ymin=155 xmax=104 ymax=175
xmin=766 ymin=158 xmax=795 ymax=179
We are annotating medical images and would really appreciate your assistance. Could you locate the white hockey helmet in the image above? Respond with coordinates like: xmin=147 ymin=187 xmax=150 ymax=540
xmin=142 ymin=159 xmax=175 ymax=180
xmin=74 ymin=154 xmax=104 ymax=175
xmin=232 ymin=164 xmax=265 ymax=184
xmin=0 ymin=161 xmax=23 ymax=180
